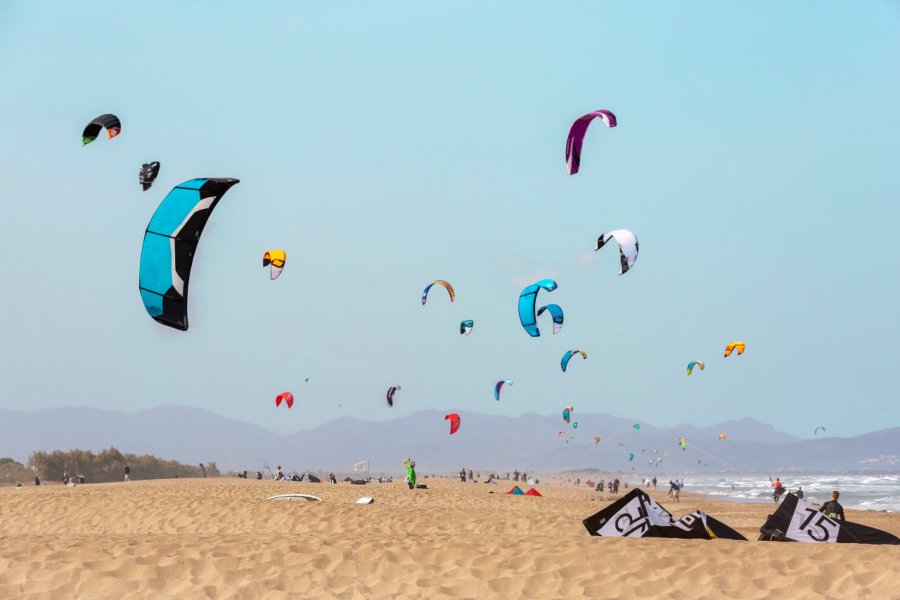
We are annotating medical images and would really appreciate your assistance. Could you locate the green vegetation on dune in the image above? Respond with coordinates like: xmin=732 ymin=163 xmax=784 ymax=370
xmin=26 ymin=448 xmax=220 ymax=484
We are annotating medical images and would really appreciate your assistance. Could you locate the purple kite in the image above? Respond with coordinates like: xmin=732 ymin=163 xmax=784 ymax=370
xmin=565 ymin=109 xmax=617 ymax=175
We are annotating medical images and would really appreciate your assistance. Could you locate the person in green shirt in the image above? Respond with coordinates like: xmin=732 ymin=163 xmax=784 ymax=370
xmin=405 ymin=459 xmax=417 ymax=490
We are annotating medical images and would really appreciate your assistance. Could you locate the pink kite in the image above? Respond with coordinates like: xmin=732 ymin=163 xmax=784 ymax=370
xmin=565 ymin=109 xmax=617 ymax=175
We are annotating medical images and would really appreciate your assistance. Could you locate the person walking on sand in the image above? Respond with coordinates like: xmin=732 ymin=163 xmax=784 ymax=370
xmin=405 ymin=460 xmax=417 ymax=490
xmin=674 ymin=481 xmax=681 ymax=503
xmin=819 ymin=490 xmax=845 ymax=521
xmin=123 ymin=464 xmax=131 ymax=482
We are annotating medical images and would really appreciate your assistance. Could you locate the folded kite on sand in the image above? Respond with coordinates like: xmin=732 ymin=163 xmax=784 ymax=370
xmin=582 ymin=489 xmax=746 ymax=540
xmin=758 ymin=493 xmax=900 ymax=545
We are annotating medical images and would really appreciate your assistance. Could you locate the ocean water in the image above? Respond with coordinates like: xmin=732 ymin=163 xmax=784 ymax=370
xmin=680 ymin=473 xmax=900 ymax=512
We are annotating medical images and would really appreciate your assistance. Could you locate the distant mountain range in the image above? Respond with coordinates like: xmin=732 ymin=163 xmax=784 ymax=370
xmin=1 ymin=406 xmax=897 ymax=474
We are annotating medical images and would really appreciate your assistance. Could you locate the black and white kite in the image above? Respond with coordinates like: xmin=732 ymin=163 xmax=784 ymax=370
xmin=139 ymin=162 xmax=160 ymax=191
xmin=582 ymin=489 xmax=746 ymax=540
xmin=758 ymin=493 xmax=899 ymax=545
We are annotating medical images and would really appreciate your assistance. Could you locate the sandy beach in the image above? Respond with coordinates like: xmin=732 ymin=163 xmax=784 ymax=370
xmin=1 ymin=478 xmax=898 ymax=599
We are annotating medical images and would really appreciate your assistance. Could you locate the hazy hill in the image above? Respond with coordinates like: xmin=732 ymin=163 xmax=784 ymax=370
xmin=1 ymin=406 xmax=896 ymax=474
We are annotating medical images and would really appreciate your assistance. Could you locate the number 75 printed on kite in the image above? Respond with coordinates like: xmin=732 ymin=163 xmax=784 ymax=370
xmin=787 ymin=507 xmax=840 ymax=543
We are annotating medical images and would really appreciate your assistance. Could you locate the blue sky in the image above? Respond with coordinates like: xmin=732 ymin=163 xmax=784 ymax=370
xmin=1 ymin=2 xmax=898 ymax=438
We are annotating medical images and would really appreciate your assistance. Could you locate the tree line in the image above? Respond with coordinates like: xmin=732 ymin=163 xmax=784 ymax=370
xmin=26 ymin=447 xmax=219 ymax=483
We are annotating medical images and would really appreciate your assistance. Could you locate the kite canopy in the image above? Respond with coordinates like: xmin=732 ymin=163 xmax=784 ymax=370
xmin=506 ymin=486 xmax=525 ymax=495
xmin=422 ymin=280 xmax=455 ymax=305
xmin=759 ymin=493 xmax=899 ymax=545
xmin=724 ymin=341 xmax=746 ymax=357
xmin=139 ymin=178 xmax=240 ymax=331
xmin=263 ymin=250 xmax=287 ymax=280
xmin=561 ymin=349 xmax=587 ymax=372
xmin=275 ymin=392 xmax=294 ymax=409
xmin=718 ymin=433 xmax=727 ymax=440
xmin=445 ymin=413 xmax=460 ymax=435
xmin=565 ymin=109 xmax=617 ymax=175
xmin=628 ymin=453 xmax=635 ymax=461
xmin=82 ymin=113 xmax=121 ymax=145
xmin=536 ymin=304 xmax=564 ymax=334
xmin=524 ymin=488 xmax=542 ymax=497
xmin=139 ymin=162 xmax=160 ymax=191
xmin=460 ymin=320 xmax=474 ymax=335
xmin=562 ymin=406 xmax=574 ymax=425
xmin=518 ymin=279 xmax=559 ymax=337
xmin=633 ymin=423 xmax=640 ymax=430
xmin=386 ymin=386 xmax=401 ymax=407
xmin=595 ymin=229 xmax=639 ymax=275
xmin=494 ymin=380 xmax=512 ymax=401
xmin=678 ymin=436 xmax=687 ymax=451
xmin=814 ymin=426 xmax=826 ymax=436
xmin=686 ymin=360 xmax=705 ymax=375
xmin=593 ymin=436 xmax=601 ymax=444
xmin=583 ymin=489 xmax=747 ymax=540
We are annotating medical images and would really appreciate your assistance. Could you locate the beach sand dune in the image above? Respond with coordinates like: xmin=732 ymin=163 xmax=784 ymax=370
xmin=1 ymin=478 xmax=898 ymax=599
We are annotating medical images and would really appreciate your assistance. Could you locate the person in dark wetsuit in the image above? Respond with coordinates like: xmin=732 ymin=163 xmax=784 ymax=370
xmin=819 ymin=490 xmax=845 ymax=522
xmin=796 ymin=487 xmax=804 ymax=499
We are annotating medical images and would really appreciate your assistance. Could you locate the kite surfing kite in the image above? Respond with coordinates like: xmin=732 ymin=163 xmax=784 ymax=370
xmin=565 ymin=109 xmax=617 ymax=175
xmin=139 ymin=178 xmax=240 ymax=331
xmin=460 ymin=320 xmax=474 ymax=335
xmin=82 ymin=113 xmax=121 ymax=145
xmin=445 ymin=413 xmax=460 ymax=435
xmin=814 ymin=426 xmax=826 ymax=436
xmin=562 ymin=406 xmax=574 ymax=425
xmin=759 ymin=493 xmax=899 ymax=545
xmin=263 ymin=250 xmax=286 ymax=280
xmin=561 ymin=349 xmax=587 ymax=372
xmin=595 ymin=229 xmax=639 ymax=275
xmin=628 ymin=453 xmax=635 ymax=462
xmin=686 ymin=360 xmax=705 ymax=375
xmin=678 ymin=437 xmax=687 ymax=451
xmin=139 ymin=162 xmax=160 ymax=191
xmin=593 ymin=436 xmax=601 ymax=444
xmin=573 ymin=421 xmax=579 ymax=429
xmin=634 ymin=423 xmax=640 ymax=431
xmin=421 ymin=280 xmax=454 ymax=305
xmin=518 ymin=279 xmax=559 ymax=337
xmin=275 ymin=392 xmax=294 ymax=409
xmin=718 ymin=433 xmax=727 ymax=440
xmin=583 ymin=489 xmax=747 ymax=540
xmin=724 ymin=341 xmax=746 ymax=357
xmin=535 ymin=304 xmax=564 ymax=334
xmin=494 ymin=380 xmax=512 ymax=401
xmin=386 ymin=386 xmax=401 ymax=408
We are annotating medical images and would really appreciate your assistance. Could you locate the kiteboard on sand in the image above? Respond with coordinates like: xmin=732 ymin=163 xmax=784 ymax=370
xmin=267 ymin=494 xmax=321 ymax=502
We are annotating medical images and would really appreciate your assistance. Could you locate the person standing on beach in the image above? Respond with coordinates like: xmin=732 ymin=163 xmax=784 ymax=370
xmin=123 ymin=464 xmax=131 ymax=482
xmin=796 ymin=486 xmax=804 ymax=499
xmin=652 ymin=477 xmax=657 ymax=489
xmin=819 ymin=490 xmax=845 ymax=521
xmin=405 ymin=460 xmax=417 ymax=490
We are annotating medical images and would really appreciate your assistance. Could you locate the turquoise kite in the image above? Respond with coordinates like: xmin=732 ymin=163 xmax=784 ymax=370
xmin=536 ymin=304 xmax=564 ymax=334
xmin=561 ymin=349 xmax=587 ymax=372
xmin=686 ymin=360 xmax=705 ymax=375
xmin=139 ymin=178 xmax=240 ymax=331
xmin=518 ymin=279 xmax=558 ymax=337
